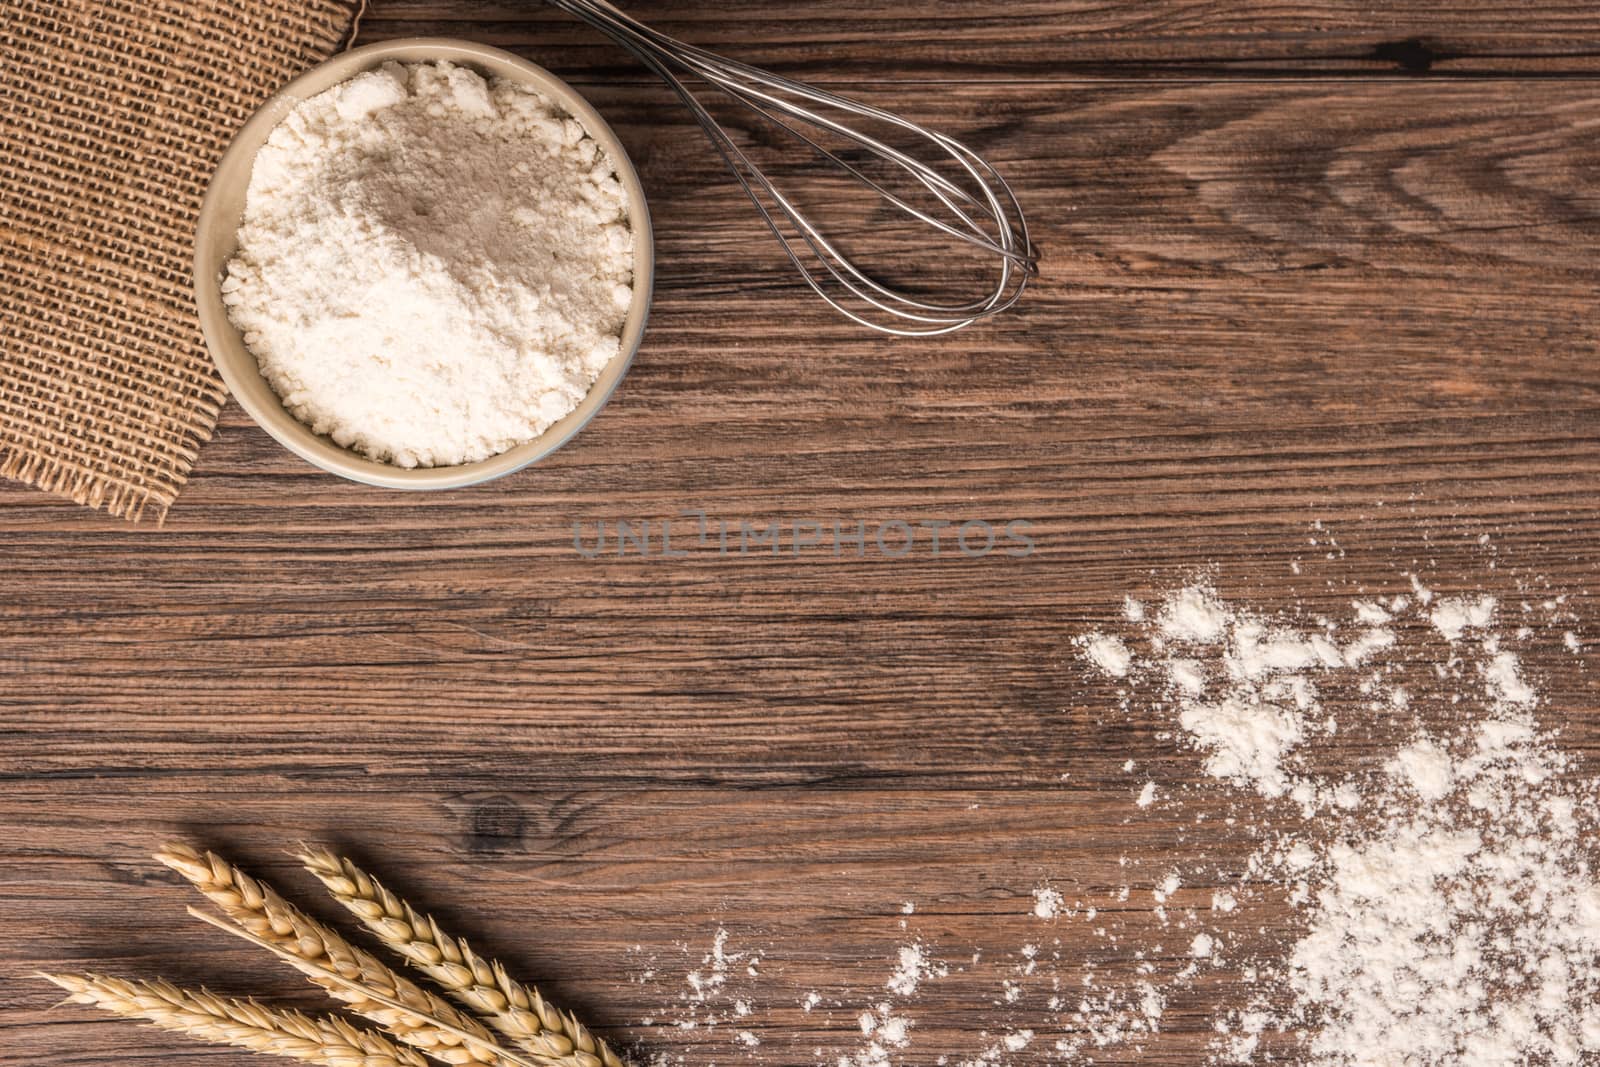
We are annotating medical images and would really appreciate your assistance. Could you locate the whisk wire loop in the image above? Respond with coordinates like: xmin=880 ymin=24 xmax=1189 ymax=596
xmin=544 ymin=0 xmax=1037 ymax=335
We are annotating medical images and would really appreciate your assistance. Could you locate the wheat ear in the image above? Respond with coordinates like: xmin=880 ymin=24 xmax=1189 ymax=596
xmin=154 ymin=844 xmax=533 ymax=1067
xmin=298 ymin=847 xmax=623 ymax=1067
xmin=41 ymin=973 xmax=428 ymax=1067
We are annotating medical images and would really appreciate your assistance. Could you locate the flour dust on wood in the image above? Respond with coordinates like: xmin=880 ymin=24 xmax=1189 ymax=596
xmin=619 ymin=535 xmax=1596 ymax=1067
xmin=1079 ymin=560 xmax=1600 ymax=1066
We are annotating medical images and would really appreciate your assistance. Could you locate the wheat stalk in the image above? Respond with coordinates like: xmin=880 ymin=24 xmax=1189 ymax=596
xmin=41 ymin=973 xmax=428 ymax=1067
xmin=298 ymin=847 xmax=623 ymax=1067
xmin=154 ymin=844 xmax=540 ymax=1067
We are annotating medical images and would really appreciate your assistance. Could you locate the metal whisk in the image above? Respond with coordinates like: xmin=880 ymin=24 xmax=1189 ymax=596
xmin=544 ymin=0 xmax=1039 ymax=336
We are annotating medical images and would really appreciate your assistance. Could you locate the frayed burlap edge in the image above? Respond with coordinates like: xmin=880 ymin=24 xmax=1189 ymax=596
xmin=347 ymin=0 xmax=370 ymax=50
xmin=0 ymin=393 xmax=223 ymax=525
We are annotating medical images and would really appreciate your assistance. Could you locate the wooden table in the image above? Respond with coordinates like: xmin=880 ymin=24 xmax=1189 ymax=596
xmin=5 ymin=3 xmax=1599 ymax=1065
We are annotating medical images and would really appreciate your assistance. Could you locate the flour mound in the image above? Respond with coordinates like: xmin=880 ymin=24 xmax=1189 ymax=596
xmin=1292 ymin=735 xmax=1600 ymax=1067
xmin=1085 ymin=571 xmax=1600 ymax=1067
xmin=223 ymin=61 xmax=634 ymax=468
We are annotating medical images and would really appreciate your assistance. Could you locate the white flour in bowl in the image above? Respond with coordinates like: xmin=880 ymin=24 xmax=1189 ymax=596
xmin=222 ymin=60 xmax=634 ymax=468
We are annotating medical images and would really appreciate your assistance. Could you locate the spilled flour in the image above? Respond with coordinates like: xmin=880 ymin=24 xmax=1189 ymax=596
xmin=623 ymin=539 xmax=1593 ymax=1067
xmin=1082 ymin=570 xmax=1600 ymax=1066
xmin=632 ymin=928 xmax=765 ymax=1039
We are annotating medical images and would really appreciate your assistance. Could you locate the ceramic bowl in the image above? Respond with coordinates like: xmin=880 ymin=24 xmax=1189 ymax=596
xmin=194 ymin=38 xmax=653 ymax=489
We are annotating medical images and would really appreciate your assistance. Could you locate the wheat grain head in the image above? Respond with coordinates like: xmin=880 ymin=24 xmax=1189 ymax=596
xmin=298 ymin=847 xmax=623 ymax=1067
xmin=154 ymin=843 xmax=525 ymax=1067
xmin=41 ymin=972 xmax=429 ymax=1067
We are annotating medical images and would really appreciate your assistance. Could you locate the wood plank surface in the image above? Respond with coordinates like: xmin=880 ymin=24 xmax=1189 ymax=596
xmin=361 ymin=1 xmax=1600 ymax=78
xmin=4 ymin=3 xmax=1600 ymax=1067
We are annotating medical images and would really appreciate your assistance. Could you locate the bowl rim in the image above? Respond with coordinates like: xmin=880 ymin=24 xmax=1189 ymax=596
xmin=193 ymin=37 xmax=655 ymax=490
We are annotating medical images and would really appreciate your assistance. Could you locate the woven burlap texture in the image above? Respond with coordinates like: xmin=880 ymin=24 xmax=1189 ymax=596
xmin=0 ymin=0 xmax=356 ymax=521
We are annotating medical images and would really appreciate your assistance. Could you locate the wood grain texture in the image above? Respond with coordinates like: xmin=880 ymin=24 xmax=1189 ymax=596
xmin=361 ymin=0 xmax=1600 ymax=78
xmin=4 ymin=2 xmax=1600 ymax=1066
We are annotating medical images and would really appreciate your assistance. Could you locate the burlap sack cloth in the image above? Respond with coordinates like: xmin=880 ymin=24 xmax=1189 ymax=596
xmin=0 ymin=0 xmax=360 ymax=521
